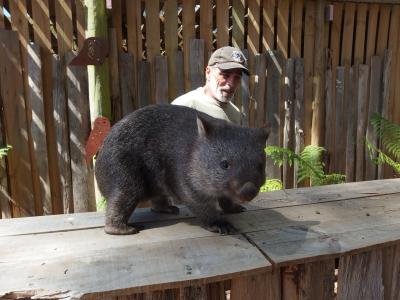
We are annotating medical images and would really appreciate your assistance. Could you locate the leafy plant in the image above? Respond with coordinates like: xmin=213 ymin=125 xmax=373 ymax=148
xmin=0 ymin=145 xmax=12 ymax=159
xmin=260 ymin=178 xmax=283 ymax=192
xmin=263 ymin=145 xmax=345 ymax=190
xmin=367 ymin=113 xmax=400 ymax=174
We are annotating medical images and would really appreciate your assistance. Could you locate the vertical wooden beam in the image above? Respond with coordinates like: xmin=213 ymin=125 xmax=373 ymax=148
xmin=277 ymin=0 xmax=289 ymax=59
xmin=262 ymin=0 xmax=275 ymax=52
xmin=337 ymin=250 xmax=384 ymax=300
xmin=216 ymin=0 xmax=229 ymax=47
xmin=200 ymin=0 xmax=213 ymax=63
xmin=334 ymin=67 xmax=345 ymax=174
xmin=291 ymin=0 xmax=304 ymax=58
xmin=382 ymin=245 xmax=400 ymax=300
xmin=164 ymin=0 xmax=178 ymax=100
xmin=345 ymin=67 xmax=357 ymax=182
xmin=154 ymin=55 xmax=169 ymax=104
xmin=182 ymin=0 xmax=195 ymax=91
xmin=119 ymin=52 xmax=135 ymax=116
xmin=75 ymin=0 xmax=86 ymax=49
xmin=376 ymin=5 xmax=391 ymax=58
xmin=0 ymin=30 xmax=35 ymax=217
xmin=311 ymin=0 xmax=325 ymax=146
xmin=355 ymin=65 xmax=370 ymax=181
xmin=365 ymin=4 xmax=379 ymax=64
xmin=325 ymin=50 xmax=334 ymax=173
xmin=54 ymin=0 xmax=74 ymax=55
xmin=231 ymin=271 xmax=274 ymax=300
xmin=254 ymin=53 xmax=267 ymax=128
xmin=354 ymin=4 xmax=368 ymax=65
xmin=340 ymin=3 xmax=356 ymax=67
xmin=283 ymin=58 xmax=294 ymax=188
xmin=232 ymin=0 xmax=245 ymax=49
xmin=111 ymin=0 xmax=122 ymax=50
xmin=109 ymin=28 xmax=122 ymax=122
xmin=189 ymin=39 xmax=205 ymax=90
xmin=126 ymin=0 xmax=142 ymax=59
xmin=294 ymin=58 xmax=304 ymax=187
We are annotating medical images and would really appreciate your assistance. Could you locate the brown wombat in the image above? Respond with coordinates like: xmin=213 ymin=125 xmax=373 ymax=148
xmin=95 ymin=104 xmax=269 ymax=235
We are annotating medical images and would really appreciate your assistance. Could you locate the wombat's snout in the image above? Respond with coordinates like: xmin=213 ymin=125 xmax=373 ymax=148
xmin=238 ymin=182 xmax=259 ymax=202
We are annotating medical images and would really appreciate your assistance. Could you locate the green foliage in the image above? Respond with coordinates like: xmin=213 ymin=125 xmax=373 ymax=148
xmin=264 ymin=145 xmax=345 ymax=189
xmin=260 ymin=178 xmax=283 ymax=192
xmin=96 ymin=196 xmax=107 ymax=212
xmin=367 ymin=113 xmax=400 ymax=174
xmin=0 ymin=145 xmax=12 ymax=159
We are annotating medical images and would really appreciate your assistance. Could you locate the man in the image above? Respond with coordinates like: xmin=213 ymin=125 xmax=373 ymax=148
xmin=172 ymin=46 xmax=249 ymax=125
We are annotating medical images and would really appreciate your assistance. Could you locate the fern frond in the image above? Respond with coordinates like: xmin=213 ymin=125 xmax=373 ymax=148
xmin=260 ymin=178 xmax=283 ymax=192
xmin=370 ymin=113 xmax=400 ymax=160
xmin=0 ymin=145 xmax=12 ymax=159
xmin=366 ymin=138 xmax=400 ymax=174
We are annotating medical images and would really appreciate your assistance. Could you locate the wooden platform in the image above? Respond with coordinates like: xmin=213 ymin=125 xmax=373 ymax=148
xmin=1 ymin=179 xmax=400 ymax=299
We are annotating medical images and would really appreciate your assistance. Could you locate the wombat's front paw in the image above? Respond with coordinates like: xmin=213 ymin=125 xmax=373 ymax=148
xmin=151 ymin=205 xmax=180 ymax=215
xmin=205 ymin=220 xmax=237 ymax=235
xmin=104 ymin=224 xmax=142 ymax=235
xmin=224 ymin=203 xmax=246 ymax=213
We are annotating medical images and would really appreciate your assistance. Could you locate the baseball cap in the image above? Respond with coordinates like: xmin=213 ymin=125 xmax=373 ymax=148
xmin=207 ymin=46 xmax=249 ymax=75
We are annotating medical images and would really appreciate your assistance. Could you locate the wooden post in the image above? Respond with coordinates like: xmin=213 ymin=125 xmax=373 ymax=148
xmin=86 ymin=0 xmax=111 ymax=123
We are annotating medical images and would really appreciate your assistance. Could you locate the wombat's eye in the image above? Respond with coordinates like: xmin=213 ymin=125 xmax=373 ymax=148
xmin=220 ymin=160 xmax=230 ymax=170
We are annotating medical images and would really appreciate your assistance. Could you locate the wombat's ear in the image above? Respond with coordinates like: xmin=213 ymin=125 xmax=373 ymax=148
xmin=196 ymin=114 xmax=213 ymax=138
xmin=260 ymin=123 xmax=271 ymax=142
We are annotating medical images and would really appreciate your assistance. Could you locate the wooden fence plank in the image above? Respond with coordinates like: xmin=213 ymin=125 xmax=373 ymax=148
xmin=66 ymin=52 xmax=95 ymax=212
xmin=0 ymin=0 xmax=4 ymax=29
xmin=337 ymin=250 xmax=384 ymax=300
xmin=182 ymin=0 xmax=195 ymax=91
xmin=282 ymin=266 xmax=298 ymax=300
xmin=298 ymin=260 xmax=336 ymax=300
xmin=365 ymin=4 xmax=379 ymax=63
xmin=346 ymin=67 xmax=357 ymax=182
xmin=200 ymin=0 xmax=213 ymax=64
xmin=52 ymin=55 xmax=73 ymax=214
xmin=111 ymin=0 xmax=122 ymax=50
xmin=294 ymin=58 xmax=304 ymax=187
xmin=365 ymin=56 xmax=383 ymax=180
xmin=109 ymin=28 xmax=122 ymax=123
xmin=283 ymin=58 xmax=294 ymax=189
xmin=265 ymin=50 xmax=283 ymax=180
xmin=145 ymin=0 xmax=160 ymax=104
xmin=126 ymin=0 xmax=141 ymax=59
xmin=382 ymin=245 xmax=400 ymax=300
xmin=311 ymin=0 xmax=326 ymax=146
xmin=334 ymin=67 xmax=345 ymax=174
xmin=155 ymin=55 xmax=169 ymax=104
xmin=27 ymin=44 xmax=51 ymax=215
xmin=54 ymin=0 xmax=74 ymax=55
xmin=303 ymin=0 xmax=316 ymax=146
xmin=341 ymin=3 xmax=356 ymax=67
xmin=119 ymin=52 xmax=135 ymax=116
xmin=378 ymin=50 xmax=392 ymax=179
xmin=189 ymin=39 xmax=205 ymax=90
xmin=75 ymin=0 xmax=85 ymax=49
xmin=232 ymin=0 xmax=245 ymax=49
xmin=277 ymin=0 xmax=289 ymax=59
xmin=31 ymin=0 xmax=52 ymax=51
xmin=164 ymin=0 xmax=178 ymax=101
xmin=254 ymin=53 xmax=267 ymax=127
xmin=241 ymin=58 xmax=250 ymax=127
xmin=0 ymin=30 xmax=35 ymax=217
xmin=216 ymin=0 xmax=229 ymax=47
xmin=291 ymin=0 xmax=304 ymax=58
xmin=376 ymin=5 xmax=391 ymax=57
xmin=231 ymin=271 xmax=273 ymax=300
xmin=356 ymin=65 xmax=370 ymax=181
xmin=138 ymin=60 xmax=151 ymax=108
xmin=354 ymin=4 xmax=368 ymax=65
xmin=174 ymin=50 xmax=185 ymax=99
xmin=325 ymin=50 xmax=334 ymax=173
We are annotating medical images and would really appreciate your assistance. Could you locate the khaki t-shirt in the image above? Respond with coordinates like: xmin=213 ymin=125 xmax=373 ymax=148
xmin=171 ymin=87 xmax=242 ymax=125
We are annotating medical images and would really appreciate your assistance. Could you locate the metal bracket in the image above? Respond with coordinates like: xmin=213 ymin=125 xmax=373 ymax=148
xmin=69 ymin=37 xmax=109 ymax=66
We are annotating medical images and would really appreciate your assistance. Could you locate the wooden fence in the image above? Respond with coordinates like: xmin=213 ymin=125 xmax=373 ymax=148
xmin=0 ymin=0 xmax=400 ymax=218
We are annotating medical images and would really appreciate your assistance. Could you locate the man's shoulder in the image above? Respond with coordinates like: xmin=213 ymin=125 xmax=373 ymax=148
xmin=171 ymin=88 xmax=204 ymax=106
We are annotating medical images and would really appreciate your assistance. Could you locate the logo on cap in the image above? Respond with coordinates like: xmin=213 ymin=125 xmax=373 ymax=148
xmin=231 ymin=51 xmax=245 ymax=63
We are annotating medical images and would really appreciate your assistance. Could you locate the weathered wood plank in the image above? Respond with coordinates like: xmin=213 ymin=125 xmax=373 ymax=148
xmin=199 ymin=0 xmax=213 ymax=64
xmin=230 ymin=271 xmax=272 ymax=300
xmin=291 ymin=0 xmax=304 ymax=58
xmin=254 ymin=53 xmax=267 ymax=127
xmin=216 ymin=0 xmax=229 ymax=47
xmin=324 ymin=50 xmax=334 ymax=173
xmin=189 ymin=39 xmax=205 ymax=90
xmin=111 ymin=0 xmax=123 ymax=50
xmin=276 ymin=0 xmax=289 ymax=59
xmin=355 ymin=65 xmax=370 ymax=181
xmin=365 ymin=56 xmax=382 ymax=180
xmin=240 ymin=55 xmax=250 ymax=127
xmin=0 ymin=30 xmax=35 ymax=217
xmin=182 ymin=0 xmax=195 ymax=91
xmin=283 ymin=58 xmax=294 ymax=188
xmin=294 ymin=58 xmax=304 ymax=187
xmin=52 ymin=55 xmax=73 ymax=214
xmin=232 ymin=0 xmax=245 ymax=50
xmin=164 ymin=0 xmax=178 ymax=101
xmin=119 ymin=52 xmax=135 ymax=116
xmin=0 ymin=228 xmax=270 ymax=297
xmin=31 ymin=0 xmax=52 ymax=51
xmin=155 ymin=55 xmax=169 ymax=104
xmin=354 ymin=4 xmax=368 ymax=65
xmin=109 ymin=28 xmax=122 ymax=122
xmin=340 ymin=3 xmax=355 ymax=67
xmin=345 ymin=67 xmax=357 ymax=182
xmin=75 ymin=0 xmax=85 ymax=49
xmin=126 ymin=0 xmax=142 ymax=59
xmin=54 ymin=0 xmax=74 ymax=55
xmin=337 ymin=250 xmax=384 ymax=300
xmin=376 ymin=5 xmax=391 ymax=57
xmin=334 ymin=67 xmax=345 ymax=174
xmin=365 ymin=4 xmax=379 ymax=63
xmin=174 ymin=50 xmax=185 ymax=99
xmin=137 ymin=60 xmax=151 ymax=108
xmin=265 ymin=50 xmax=283 ymax=180
xmin=382 ymin=244 xmax=400 ymax=300
xmin=66 ymin=52 xmax=96 ymax=212
xmin=27 ymin=44 xmax=51 ymax=215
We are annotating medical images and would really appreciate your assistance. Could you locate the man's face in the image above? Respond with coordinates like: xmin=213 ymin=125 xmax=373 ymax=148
xmin=206 ymin=67 xmax=242 ymax=103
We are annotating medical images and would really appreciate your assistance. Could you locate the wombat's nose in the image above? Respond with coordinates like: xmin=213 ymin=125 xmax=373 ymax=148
xmin=238 ymin=182 xmax=259 ymax=202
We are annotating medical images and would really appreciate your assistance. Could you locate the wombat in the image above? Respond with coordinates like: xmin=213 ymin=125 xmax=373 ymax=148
xmin=95 ymin=104 xmax=269 ymax=235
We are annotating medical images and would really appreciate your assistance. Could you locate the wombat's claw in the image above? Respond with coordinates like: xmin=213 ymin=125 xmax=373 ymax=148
xmin=206 ymin=220 xmax=237 ymax=235
xmin=104 ymin=224 xmax=142 ymax=235
xmin=151 ymin=205 xmax=180 ymax=215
